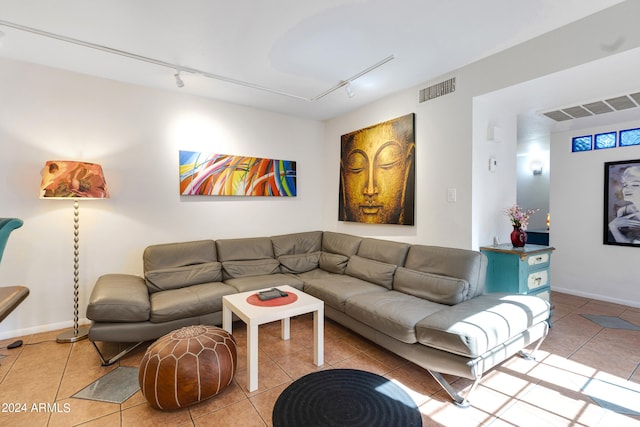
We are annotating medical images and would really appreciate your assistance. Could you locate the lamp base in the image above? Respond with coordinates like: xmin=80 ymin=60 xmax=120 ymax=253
xmin=57 ymin=326 xmax=90 ymax=343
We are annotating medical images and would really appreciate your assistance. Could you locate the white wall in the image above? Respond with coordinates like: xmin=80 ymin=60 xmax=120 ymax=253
xmin=323 ymin=1 xmax=640 ymax=308
xmin=0 ymin=58 xmax=325 ymax=339
xmin=551 ymin=119 xmax=640 ymax=306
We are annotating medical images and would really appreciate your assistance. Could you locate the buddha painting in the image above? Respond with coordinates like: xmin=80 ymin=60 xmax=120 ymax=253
xmin=339 ymin=113 xmax=415 ymax=225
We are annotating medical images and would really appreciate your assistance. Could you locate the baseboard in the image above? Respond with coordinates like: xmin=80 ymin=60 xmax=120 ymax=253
xmin=0 ymin=318 xmax=90 ymax=340
xmin=552 ymin=287 xmax=640 ymax=309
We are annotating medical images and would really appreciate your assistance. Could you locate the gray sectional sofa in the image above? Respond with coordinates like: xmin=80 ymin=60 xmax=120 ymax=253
xmin=87 ymin=230 xmax=550 ymax=405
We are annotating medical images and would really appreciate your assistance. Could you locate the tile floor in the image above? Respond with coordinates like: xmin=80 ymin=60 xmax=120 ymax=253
xmin=0 ymin=291 xmax=639 ymax=427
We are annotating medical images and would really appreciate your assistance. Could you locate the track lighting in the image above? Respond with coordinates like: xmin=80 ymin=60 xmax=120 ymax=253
xmin=174 ymin=71 xmax=184 ymax=88
xmin=0 ymin=19 xmax=394 ymax=101
xmin=345 ymin=81 xmax=354 ymax=98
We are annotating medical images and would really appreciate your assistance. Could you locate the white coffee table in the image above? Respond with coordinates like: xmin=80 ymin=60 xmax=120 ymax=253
xmin=222 ymin=285 xmax=324 ymax=392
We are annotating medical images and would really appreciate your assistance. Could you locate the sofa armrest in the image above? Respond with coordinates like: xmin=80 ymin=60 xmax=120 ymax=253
xmin=87 ymin=274 xmax=150 ymax=322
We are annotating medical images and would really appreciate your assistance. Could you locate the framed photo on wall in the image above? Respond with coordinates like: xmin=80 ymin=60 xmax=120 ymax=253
xmin=604 ymin=159 xmax=640 ymax=246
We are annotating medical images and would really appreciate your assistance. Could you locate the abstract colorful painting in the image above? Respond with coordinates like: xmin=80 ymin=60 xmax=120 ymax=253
xmin=179 ymin=151 xmax=297 ymax=196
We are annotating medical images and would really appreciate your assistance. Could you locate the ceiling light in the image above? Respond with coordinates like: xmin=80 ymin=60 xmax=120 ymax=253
xmin=174 ymin=71 xmax=184 ymax=88
xmin=345 ymin=81 xmax=354 ymax=98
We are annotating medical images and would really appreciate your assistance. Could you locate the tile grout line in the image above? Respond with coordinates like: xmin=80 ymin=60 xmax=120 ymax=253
xmin=51 ymin=340 xmax=75 ymax=426
xmin=564 ymin=309 xmax=610 ymax=360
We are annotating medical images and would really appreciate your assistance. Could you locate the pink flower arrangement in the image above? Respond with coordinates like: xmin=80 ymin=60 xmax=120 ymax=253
xmin=505 ymin=205 xmax=538 ymax=230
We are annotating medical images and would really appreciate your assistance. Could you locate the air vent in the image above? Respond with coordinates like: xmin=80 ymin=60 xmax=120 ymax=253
xmin=543 ymin=111 xmax=572 ymax=121
xmin=605 ymin=95 xmax=636 ymax=110
xmin=419 ymin=77 xmax=455 ymax=103
xmin=542 ymin=91 xmax=640 ymax=122
xmin=583 ymin=101 xmax=613 ymax=115
xmin=562 ymin=106 xmax=592 ymax=118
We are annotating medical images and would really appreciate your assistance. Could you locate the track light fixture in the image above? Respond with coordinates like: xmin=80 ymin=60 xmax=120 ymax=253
xmin=345 ymin=81 xmax=355 ymax=98
xmin=174 ymin=71 xmax=184 ymax=88
xmin=0 ymin=19 xmax=394 ymax=101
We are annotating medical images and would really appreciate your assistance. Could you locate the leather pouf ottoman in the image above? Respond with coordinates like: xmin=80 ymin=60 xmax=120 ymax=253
xmin=139 ymin=325 xmax=237 ymax=410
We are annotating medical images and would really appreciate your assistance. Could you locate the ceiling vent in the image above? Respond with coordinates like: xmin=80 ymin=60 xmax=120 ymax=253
xmin=563 ymin=105 xmax=592 ymax=118
xmin=583 ymin=101 xmax=613 ymax=115
xmin=419 ymin=77 xmax=455 ymax=103
xmin=606 ymin=95 xmax=636 ymax=110
xmin=542 ymin=91 xmax=640 ymax=122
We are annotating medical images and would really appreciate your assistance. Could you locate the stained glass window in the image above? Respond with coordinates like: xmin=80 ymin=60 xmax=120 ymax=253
xmin=594 ymin=132 xmax=616 ymax=150
xmin=572 ymin=135 xmax=592 ymax=152
xmin=619 ymin=128 xmax=640 ymax=147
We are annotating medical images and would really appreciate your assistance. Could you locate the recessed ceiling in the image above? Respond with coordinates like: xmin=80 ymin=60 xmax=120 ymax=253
xmin=0 ymin=0 xmax=628 ymax=120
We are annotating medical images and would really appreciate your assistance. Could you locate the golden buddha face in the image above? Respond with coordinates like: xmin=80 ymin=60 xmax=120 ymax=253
xmin=340 ymin=115 xmax=415 ymax=224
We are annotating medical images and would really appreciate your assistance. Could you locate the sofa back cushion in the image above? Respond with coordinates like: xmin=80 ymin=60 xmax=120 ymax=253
xmin=146 ymin=263 xmax=223 ymax=293
xmin=143 ymin=240 xmax=221 ymax=293
xmin=357 ymin=238 xmax=410 ymax=266
xmin=345 ymin=255 xmax=397 ymax=289
xmin=279 ymin=251 xmax=321 ymax=274
xmin=393 ymin=267 xmax=469 ymax=305
xmin=319 ymin=252 xmax=349 ymax=274
xmin=321 ymin=232 xmax=362 ymax=257
xmin=271 ymin=231 xmax=322 ymax=274
xmin=216 ymin=237 xmax=279 ymax=280
xmin=271 ymin=231 xmax=323 ymax=257
xmin=403 ymin=245 xmax=487 ymax=298
xmin=144 ymin=240 xmax=217 ymax=271
xmin=216 ymin=237 xmax=275 ymax=261
xmin=222 ymin=259 xmax=281 ymax=279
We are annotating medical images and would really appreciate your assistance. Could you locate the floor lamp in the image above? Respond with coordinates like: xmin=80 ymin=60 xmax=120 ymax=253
xmin=39 ymin=160 xmax=109 ymax=343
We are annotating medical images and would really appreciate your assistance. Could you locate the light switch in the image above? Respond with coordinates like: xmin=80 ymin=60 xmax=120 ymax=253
xmin=489 ymin=157 xmax=497 ymax=172
xmin=447 ymin=188 xmax=456 ymax=202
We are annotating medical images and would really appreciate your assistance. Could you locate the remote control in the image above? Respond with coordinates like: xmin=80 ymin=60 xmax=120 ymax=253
xmin=257 ymin=288 xmax=288 ymax=301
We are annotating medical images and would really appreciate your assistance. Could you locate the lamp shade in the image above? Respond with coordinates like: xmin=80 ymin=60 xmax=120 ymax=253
xmin=40 ymin=160 xmax=109 ymax=199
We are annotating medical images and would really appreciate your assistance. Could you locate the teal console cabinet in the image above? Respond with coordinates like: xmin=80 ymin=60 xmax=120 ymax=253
xmin=479 ymin=244 xmax=555 ymax=303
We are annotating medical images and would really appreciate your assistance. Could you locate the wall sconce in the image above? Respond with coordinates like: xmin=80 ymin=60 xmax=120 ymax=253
xmin=530 ymin=160 xmax=543 ymax=176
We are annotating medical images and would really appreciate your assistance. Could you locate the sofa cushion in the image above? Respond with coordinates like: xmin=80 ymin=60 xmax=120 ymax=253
xmin=345 ymin=291 xmax=445 ymax=344
xmin=345 ymin=255 xmax=397 ymax=290
xmin=222 ymin=259 xmax=280 ymax=280
xmin=143 ymin=240 xmax=216 ymax=272
xmin=321 ymin=231 xmax=362 ymax=257
xmin=278 ymin=251 xmax=321 ymax=274
xmin=87 ymin=274 xmax=150 ymax=322
xmin=403 ymin=245 xmax=487 ymax=298
xmin=303 ymin=275 xmax=387 ymax=312
xmin=319 ymin=252 xmax=349 ymax=274
xmin=224 ymin=273 xmax=304 ymax=293
xmin=393 ymin=267 xmax=470 ymax=305
xmin=415 ymin=294 xmax=550 ymax=358
xmin=271 ymin=231 xmax=323 ymax=257
xmin=145 ymin=262 xmax=223 ymax=293
xmin=149 ymin=282 xmax=237 ymax=323
xmin=357 ymin=238 xmax=410 ymax=266
xmin=216 ymin=237 xmax=274 ymax=261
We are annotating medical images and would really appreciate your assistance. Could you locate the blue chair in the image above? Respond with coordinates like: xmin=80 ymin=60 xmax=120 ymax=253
xmin=0 ymin=219 xmax=29 ymax=342
xmin=0 ymin=218 xmax=24 ymax=264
